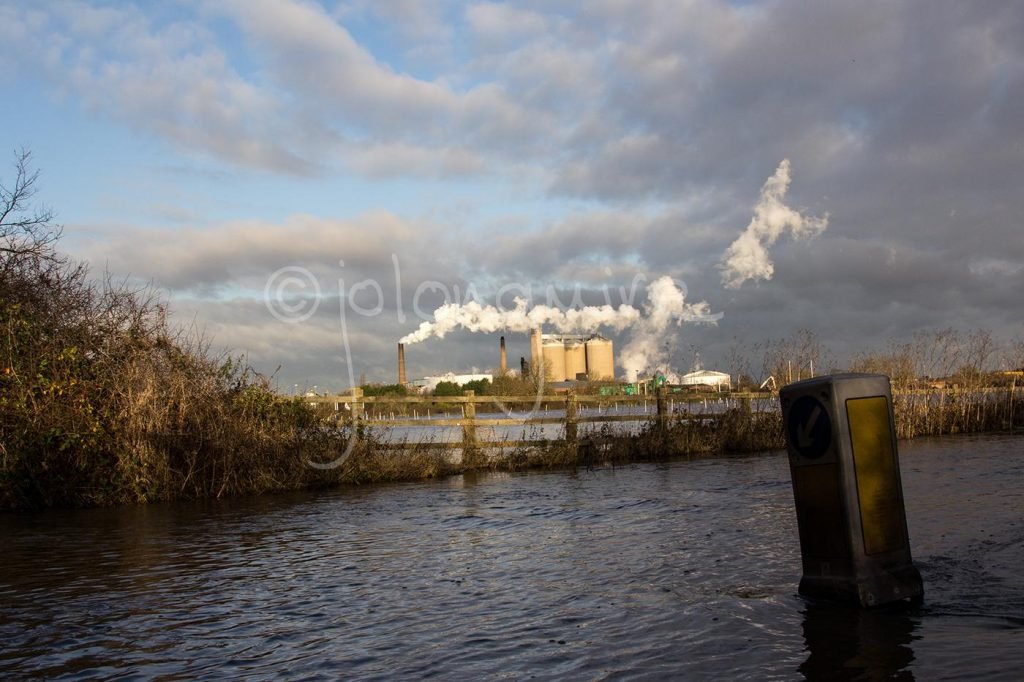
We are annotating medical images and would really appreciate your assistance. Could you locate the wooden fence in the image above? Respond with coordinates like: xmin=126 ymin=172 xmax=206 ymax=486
xmin=306 ymin=385 xmax=1024 ymax=451
xmin=308 ymin=389 xmax=777 ymax=450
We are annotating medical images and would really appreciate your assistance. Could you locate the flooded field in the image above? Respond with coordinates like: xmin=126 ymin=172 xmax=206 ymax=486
xmin=1 ymin=434 xmax=1021 ymax=679
xmin=369 ymin=396 xmax=758 ymax=444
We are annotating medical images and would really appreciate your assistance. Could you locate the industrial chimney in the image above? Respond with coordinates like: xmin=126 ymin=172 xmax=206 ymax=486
xmin=499 ymin=335 xmax=507 ymax=374
xmin=397 ymin=342 xmax=407 ymax=385
xmin=530 ymin=328 xmax=543 ymax=374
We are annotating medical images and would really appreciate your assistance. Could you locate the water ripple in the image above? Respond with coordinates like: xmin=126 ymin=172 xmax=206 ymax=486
xmin=1 ymin=437 xmax=1022 ymax=678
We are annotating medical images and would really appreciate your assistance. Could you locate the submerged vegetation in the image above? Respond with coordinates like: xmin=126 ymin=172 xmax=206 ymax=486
xmin=1 ymin=152 xmax=1022 ymax=510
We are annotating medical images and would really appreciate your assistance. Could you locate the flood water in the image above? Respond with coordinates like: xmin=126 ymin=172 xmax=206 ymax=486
xmin=1 ymin=434 xmax=1021 ymax=679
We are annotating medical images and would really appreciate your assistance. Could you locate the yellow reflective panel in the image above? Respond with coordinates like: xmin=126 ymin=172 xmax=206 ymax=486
xmin=847 ymin=396 xmax=906 ymax=555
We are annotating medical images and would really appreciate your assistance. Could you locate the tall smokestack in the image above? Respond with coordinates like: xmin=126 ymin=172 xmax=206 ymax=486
xmin=397 ymin=343 xmax=407 ymax=385
xmin=530 ymin=328 xmax=543 ymax=374
xmin=500 ymin=335 xmax=507 ymax=373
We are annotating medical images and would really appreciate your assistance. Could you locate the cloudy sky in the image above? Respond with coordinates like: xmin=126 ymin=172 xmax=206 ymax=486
xmin=3 ymin=0 xmax=1022 ymax=390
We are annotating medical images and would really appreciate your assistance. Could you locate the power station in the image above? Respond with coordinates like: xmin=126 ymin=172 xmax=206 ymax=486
xmin=529 ymin=329 xmax=614 ymax=382
xmin=396 ymin=329 xmax=616 ymax=389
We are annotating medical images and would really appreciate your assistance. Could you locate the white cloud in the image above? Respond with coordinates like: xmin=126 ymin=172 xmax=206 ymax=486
xmin=345 ymin=142 xmax=485 ymax=178
xmin=6 ymin=1 xmax=312 ymax=173
xmin=76 ymin=211 xmax=426 ymax=293
xmin=216 ymin=0 xmax=544 ymax=149
xmin=465 ymin=3 xmax=548 ymax=41
xmin=719 ymin=160 xmax=829 ymax=289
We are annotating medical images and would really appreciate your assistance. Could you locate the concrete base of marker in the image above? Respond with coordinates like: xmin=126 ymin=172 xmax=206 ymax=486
xmin=800 ymin=564 xmax=923 ymax=607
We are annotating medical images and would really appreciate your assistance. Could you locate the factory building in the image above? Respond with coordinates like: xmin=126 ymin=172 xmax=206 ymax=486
xmin=397 ymin=332 xmax=614 ymax=390
xmin=678 ymin=369 xmax=732 ymax=391
xmin=529 ymin=329 xmax=615 ymax=382
xmin=412 ymin=372 xmax=493 ymax=393
xmin=397 ymin=341 xmax=495 ymax=393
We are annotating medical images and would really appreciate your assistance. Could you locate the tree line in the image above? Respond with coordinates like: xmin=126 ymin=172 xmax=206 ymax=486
xmin=723 ymin=328 xmax=1024 ymax=391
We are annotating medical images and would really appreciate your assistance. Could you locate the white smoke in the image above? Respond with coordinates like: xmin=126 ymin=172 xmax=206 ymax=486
xmin=618 ymin=276 xmax=718 ymax=381
xmin=720 ymin=159 xmax=829 ymax=289
xmin=399 ymin=298 xmax=642 ymax=344
xmin=401 ymin=275 xmax=721 ymax=378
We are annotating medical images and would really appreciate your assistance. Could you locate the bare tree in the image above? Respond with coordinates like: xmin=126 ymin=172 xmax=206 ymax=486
xmin=1 ymin=148 xmax=62 ymax=268
xmin=963 ymin=328 xmax=997 ymax=373
xmin=762 ymin=329 xmax=834 ymax=385
xmin=910 ymin=328 xmax=964 ymax=379
xmin=849 ymin=340 xmax=918 ymax=389
xmin=724 ymin=337 xmax=756 ymax=389
xmin=1 ymin=150 xmax=86 ymax=361
xmin=1004 ymin=336 xmax=1024 ymax=372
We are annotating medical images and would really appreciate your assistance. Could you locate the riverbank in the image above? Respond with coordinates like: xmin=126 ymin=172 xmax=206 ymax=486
xmin=3 ymin=383 xmax=1021 ymax=510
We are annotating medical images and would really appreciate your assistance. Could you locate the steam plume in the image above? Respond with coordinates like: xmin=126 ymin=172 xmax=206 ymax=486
xmin=400 ymin=298 xmax=641 ymax=344
xmin=619 ymin=276 xmax=716 ymax=381
xmin=720 ymin=159 xmax=829 ymax=289
xmin=401 ymin=276 xmax=720 ymax=378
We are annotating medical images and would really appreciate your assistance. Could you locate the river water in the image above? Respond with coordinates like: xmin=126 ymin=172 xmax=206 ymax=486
xmin=1 ymin=434 xmax=1021 ymax=679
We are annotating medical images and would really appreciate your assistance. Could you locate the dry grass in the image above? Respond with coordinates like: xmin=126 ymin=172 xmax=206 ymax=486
xmin=891 ymin=388 xmax=1021 ymax=439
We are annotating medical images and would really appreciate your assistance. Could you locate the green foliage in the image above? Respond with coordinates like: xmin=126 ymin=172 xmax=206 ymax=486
xmin=431 ymin=381 xmax=462 ymax=397
xmin=462 ymin=378 xmax=490 ymax=395
xmin=360 ymin=383 xmax=408 ymax=397
xmin=431 ymin=378 xmax=490 ymax=397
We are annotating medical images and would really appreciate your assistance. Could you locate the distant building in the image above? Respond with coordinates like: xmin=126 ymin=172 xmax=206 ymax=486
xmin=413 ymin=372 xmax=493 ymax=393
xmin=678 ymin=369 xmax=732 ymax=391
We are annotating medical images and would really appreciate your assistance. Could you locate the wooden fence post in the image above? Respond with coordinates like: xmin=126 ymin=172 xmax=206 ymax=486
xmin=565 ymin=391 xmax=578 ymax=456
xmin=351 ymin=387 xmax=364 ymax=434
xmin=1010 ymin=379 xmax=1017 ymax=429
xmin=656 ymin=386 xmax=669 ymax=434
xmin=462 ymin=390 xmax=481 ymax=467
xmin=739 ymin=394 xmax=753 ymax=449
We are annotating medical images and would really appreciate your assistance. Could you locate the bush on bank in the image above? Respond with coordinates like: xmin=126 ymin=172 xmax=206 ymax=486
xmin=0 ymin=152 xmax=359 ymax=510
xmin=0 ymin=263 xmax=356 ymax=509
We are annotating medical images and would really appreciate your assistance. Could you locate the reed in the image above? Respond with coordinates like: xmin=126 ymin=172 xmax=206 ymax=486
xmin=464 ymin=405 xmax=786 ymax=476
xmin=328 ymin=433 xmax=459 ymax=485
xmin=891 ymin=387 xmax=1021 ymax=439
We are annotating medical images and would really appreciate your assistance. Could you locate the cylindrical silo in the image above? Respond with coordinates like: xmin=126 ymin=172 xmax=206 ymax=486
xmin=564 ymin=338 xmax=587 ymax=381
xmin=542 ymin=336 xmax=567 ymax=382
xmin=585 ymin=336 xmax=614 ymax=380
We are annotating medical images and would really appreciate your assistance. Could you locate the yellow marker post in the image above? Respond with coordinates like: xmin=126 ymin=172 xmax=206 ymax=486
xmin=781 ymin=373 xmax=923 ymax=607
